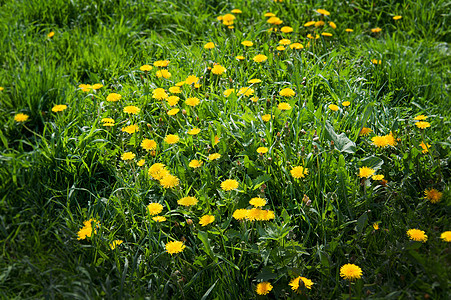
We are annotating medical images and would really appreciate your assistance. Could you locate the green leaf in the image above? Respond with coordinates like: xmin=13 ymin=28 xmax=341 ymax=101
xmin=360 ymin=156 xmax=384 ymax=170
xmin=256 ymin=267 xmax=277 ymax=281
xmin=356 ymin=212 xmax=368 ymax=235
xmin=197 ymin=230 xmax=216 ymax=261
xmin=324 ymin=121 xmax=356 ymax=154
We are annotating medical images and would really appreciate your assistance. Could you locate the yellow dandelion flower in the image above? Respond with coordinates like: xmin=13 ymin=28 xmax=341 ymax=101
xmin=52 ymin=104 xmax=67 ymax=112
xmin=141 ymin=139 xmax=157 ymax=151
xmin=169 ymin=86 xmax=181 ymax=94
xmin=267 ymin=16 xmax=282 ymax=25
xmin=106 ymin=93 xmax=121 ymax=102
xmin=415 ymin=121 xmax=430 ymax=129
xmin=316 ymin=8 xmax=330 ymax=15
xmin=159 ymin=174 xmax=179 ymax=188
xmin=224 ymin=88 xmax=236 ymax=97
xmin=185 ymin=97 xmax=200 ymax=107
xmin=304 ymin=21 xmax=316 ymax=27
xmin=189 ymin=159 xmax=203 ymax=168
xmin=123 ymin=105 xmax=140 ymax=114
xmin=211 ymin=64 xmax=227 ymax=75
xmin=290 ymin=166 xmax=308 ymax=179
xmin=372 ymin=174 xmax=384 ymax=180
xmin=199 ymin=215 xmax=215 ymax=226
xmin=92 ymin=83 xmax=103 ymax=90
xmin=250 ymin=96 xmax=259 ymax=103
xmin=328 ymin=104 xmax=339 ymax=111
xmin=247 ymin=208 xmax=264 ymax=221
xmin=167 ymin=108 xmax=180 ymax=116
xmin=329 ymin=21 xmax=337 ymax=29
xmin=153 ymin=88 xmax=168 ymax=100
xmin=342 ymin=101 xmax=350 ymax=106
xmin=414 ymin=115 xmax=427 ymax=121
xmin=279 ymin=88 xmax=295 ymax=97
xmin=140 ymin=64 xmax=153 ymax=71
xmin=253 ymin=54 xmax=268 ymax=63
xmin=185 ymin=75 xmax=199 ymax=85
xmin=259 ymin=210 xmax=275 ymax=221
xmin=147 ymin=203 xmax=163 ymax=215
xmin=204 ymin=42 xmax=216 ymax=49
xmin=137 ymin=159 xmax=145 ymax=167
xmin=148 ymin=163 xmax=168 ymax=180
xmin=235 ymin=55 xmax=245 ymax=60
xmin=77 ymin=219 xmax=99 ymax=240
xmin=315 ymin=20 xmax=325 ymax=27
xmin=345 ymin=28 xmax=354 ymax=32
xmin=359 ymin=167 xmax=375 ymax=178
xmin=221 ymin=179 xmax=239 ymax=191
xmin=424 ymin=188 xmax=442 ymax=204
xmin=373 ymin=223 xmax=379 ymax=230
xmin=278 ymin=102 xmax=291 ymax=110
xmin=257 ymin=147 xmax=268 ymax=154
xmin=153 ymin=216 xmax=166 ymax=222
xmin=393 ymin=15 xmax=402 ymax=20
xmin=164 ymin=134 xmax=179 ymax=144
xmin=101 ymin=118 xmax=115 ymax=126
xmin=14 ymin=113 xmax=29 ymax=122
xmin=289 ymin=276 xmax=314 ymax=292
xmin=178 ymin=196 xmax=198 ymax=206
xmin=248 ymin=78 xmax=262 ymax=84
xmin=440 ymin=231 xmax=451 ymax=242
xmin=121 ymin=152 xmax=135 ymax=161
xmin=371 ymin=136 xmax=389 ymax=147
xmin=262 ymin=114 xmax=272 ymax=122
xmin=238 ymin=87 xmax=254 ymax=97
xmin=290 ymin=43 xmax=304 ymax=49
xmin=276 ymin=46 xmax=286 ymax=51
xmin=340 ymin=264 xmax=362 ymax=280
xmin=281 ymin=26 xmax=293 ymax=33
xmin=208 ymin=153 xmax=221 ymax=161
xmin=167 ymin=95 xmax=180 ymax=106
xmin=156 ymin=69 xmax=171 ymax=79
xmin=153 ymin=60 xmax=170 ymax=67
xmin=231 ymin=9 xmax=242 ymax=14
xmin=121 ymin=124 xmax=139 ymax=134
xmin=249 ymin=197 xmax=266 ymax=207
xmin=407 ymin=229 xmax=428 ymax=242
xmin=279 ymin=39 xmax=291 ymax=45
xmin=241 ymin=40 xmax=253 ymax=47
xmin=256 ymin=282 xmax=273 ymax=295
xmin=360 ymin=127 xmax=372 ymax=136
xmin=233 ymin=209 xmax=248 ymax=220
xmin=165 ymin=241 xmax=185 ymax=255
xmin=213 ymin=135 xmax=220 ymax=146
xmin=264 ymin=12 xmax=275 ymax=17
xmin=371 ymin=27 xmax=382 ymax=33
xmin=188 ymin=128 xmax=201 ymax=135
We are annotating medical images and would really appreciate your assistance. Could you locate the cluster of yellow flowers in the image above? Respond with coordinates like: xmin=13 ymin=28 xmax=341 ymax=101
xmin=77 ymin=219 xmax=99 ymax=240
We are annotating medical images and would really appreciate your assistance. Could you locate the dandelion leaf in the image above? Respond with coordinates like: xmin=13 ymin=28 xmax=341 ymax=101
xmin=324 ymin=121 xmax=356 ymax=154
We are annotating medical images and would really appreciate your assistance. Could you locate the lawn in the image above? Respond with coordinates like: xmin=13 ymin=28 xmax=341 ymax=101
xmin=0 ymin=0 xmax=450 ymax=299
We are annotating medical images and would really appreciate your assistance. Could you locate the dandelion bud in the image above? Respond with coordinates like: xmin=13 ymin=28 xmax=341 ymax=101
xmin=277 ymin=132 xmax=281 ymax=137
xmin=196 ymin=116 xmax=199 ymax=121
xmin=301 ymin=146 xmax=305 ymax=152
xmin=186 ymin=219 xmax=193 ymax=225
xmin=159 ymin=117 xmax=163 ymax=123
xmin=147 ymin=123 xmax=152 ymax=128
xmin=150 ymin=150 xmax=156 ymax=157
xmin=182 ymin=109 xmax=187 ymax=115
xmin=174 ymin=222 xmax=179 ymax=227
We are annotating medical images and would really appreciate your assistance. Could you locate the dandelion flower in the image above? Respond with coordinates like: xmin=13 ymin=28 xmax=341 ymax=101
xmin=264 ymin=12 xmax=275 ymax=17
xmin=221 ymin=179 xmax=239 ymax=191
xmin=253 ymin=54 xmax=268 ymax=63
xmin=140 ymin=65 xmax=153 ymax=71
xmin=208 ymin=153 xmax=221 ymax=161
xmin=345 ymin=28 xmax=354 ymax=32
xmin=371 ymin=27 xmax=382 ymax=33
xmin=153 ymin=216 xmax=166 ymax=222
xmin=249 ymin=197 xmax=266 ymax=207
xmin=189 ymin=159 xmax=203 ymax=168
xmin=237 ymin=87 xmax=254 ymax=97
xmin=276 ymin=46 xmax=286 ymax=51
xmin=256 ymin=282 xmax=273 ymax=295
xmin=419 ymin=141 xmax=431 ymax=153
xmin=322 ymin=32 xmax=333 ymax=36
xmin=440 ymin=231 xmax=451 ymax=242
xmin=211 ymin=64 xmax=227 ymax=75
xmin=250 ymin=96 xmax=259 ymax=103
xmin=373 ymin=223 xmax=380 ymax=230
xmin=123 ymin=105 xmax=140 ymax=114
xmin=267 ymin=16 xmax=282 ymax=25
xmin=371 ymin=136 xmax=389 ymax=148
xmin=14 ymin=113 xmax=29 ymax=122
xmin=281 ymin=26 xmax=293 ymax=33
xmin=407 ymin=229 xmax=428 ymax=242
xmin=393 ymin=15 xmax=402 ymax=20
xmin=92 ymin=84 xmax=103 ymax=90
xmin=289 ymin=276 xmax=314 ymax=292
xmin=188 ymin=128 xmax=201 ymax=135
xmin=199 ymin=215 xmax=215 ymax=226
xmin=159 ymin=174 xmax=179 ymax=188
xmin=291 ymin=166 xmax=308 ymax=179
xmin=241 ymin=40 xmax=253 ymax=47
xmin=248 ymin=78 xmax=261 ymax=84
xmin=359 ymin=167 xmax=375 ymax=178
xmin=121 ymin=124 xmax=139 ymax=134
xmin=153 ymin=88 xmax=168 ymax=100
xmin=178 ymin=196 xmax=198 ymax=206
xmin=185 ymin=97 xmax=200 ymax=107
xmin=106 ymin=93 xmax=121 ymax=102
xmin=262 ymin=114 xmax=272 ymax=122
xmin=414 ymin=115 xmax=427 ymax=121
xmin=279 ymin=39 xmax=291 ymax=45
xmin=372 ymin=174 xmax=384 ymax=180
xmin=278 ymin=102 xmax=291 ymax=110
xmin=156 ymin=69 xmax=171 ymax=79
xmin=304 ymin=21 xmax=316 ymax=27
xmin=415 ymin=121 xmax=430 ymax=129
xmin=224 ymin=89 xmax=235 ymax=97
xmin=137 ymin=159 xmax=145 ymax=167
xmin=424 ymin=188 xmax=442 ymax=204
xmin=385 ymin=132 xmax=396 ymax=146
xmin=167 ymin=108 xmax=180 ymax=116
xmin=360 ymin=127 xmax=372 ymax=136
xmin=109 ymin=240 xmax=123 ymax=250
xmin=329 ymin=21 xmax=337 ymax=29
xmin=316 ymin=8 xmax=330 ymax=16
xmin=52 ymin=104 xmax=67 ymax=112
xmin=231 ymin=9 xmax=242 ymax=14
xmin=315 ymin=20 xmax=325 ymax=27
xmin=141 ymin=139 xmax=157 ymax=151
xmin=235 ymin=55 xmax=245 ymax=60
xmin=77 ymin=219 xmax=99 ymax=240
xmin=165 ymin=241 xmax=185 ymax=255
xmin=204 ymin=42 xmax=216 ymax=49
xmin=328 ymin=104 xmax=339 ymax=111
xmin=148 ymin=163 xmax=169 ymax=180
xmin=290 ymin=43 xmax=304 ymax=50
xmin=340 ymin=264 xmax=362 ymax=280
xmin=147 ymin=203 xmax=163 ymax=215
xmin=185 ymin=75 xmax=199 ymax=85
xmin=164 ymin=134 xmax=180 ymax=144
xmin=167 ymin=96 xmax=180 ymax=106
xmin=342 ymin=101 xmax=350 ymax=106
xmin=247 ymin=208 xmax=264 ymax=221
xmin=233 ymin=209 xmax=248 ymax=220
xmin=101 ymin=118 xmax=115 ymax=126
xmin=121 ymin=152 xmax=135 ymax=161
xmin=154 ymin=60 xmax=170 ymax=67
xmin=169 ymin=86 xmax=181 ymax=94
xmin=257 ymin=147 xmax=268 ymax=154
xmin=279 ymin=88 xmax=295 ymax=97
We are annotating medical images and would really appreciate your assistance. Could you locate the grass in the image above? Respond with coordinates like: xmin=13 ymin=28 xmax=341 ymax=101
xmin=0 ymin=0 xmax=450 ymax=299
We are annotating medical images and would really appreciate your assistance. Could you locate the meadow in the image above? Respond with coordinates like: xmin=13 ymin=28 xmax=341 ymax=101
xmin=0 ymin=0 xmax=450 ymax=299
